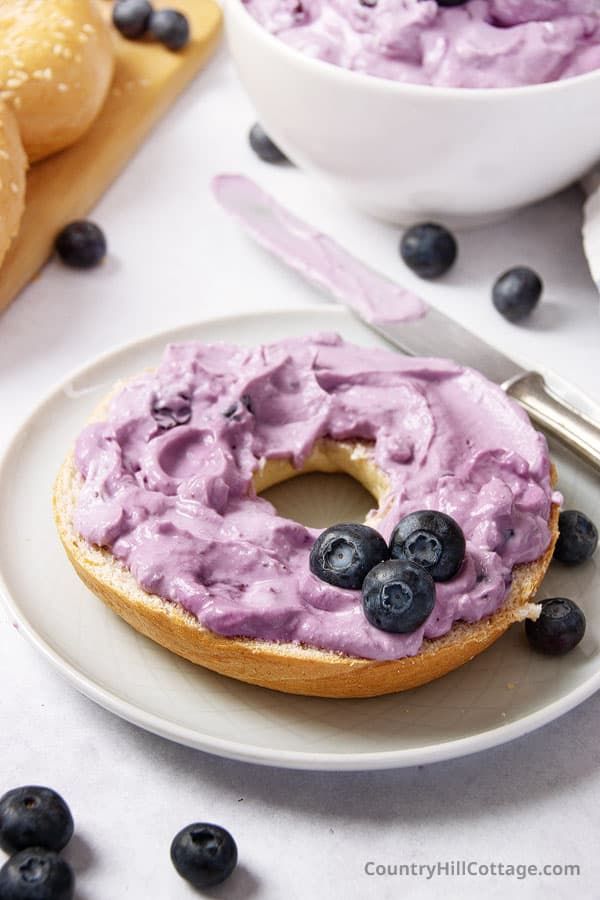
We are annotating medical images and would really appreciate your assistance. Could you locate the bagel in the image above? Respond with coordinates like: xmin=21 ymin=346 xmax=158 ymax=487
xmin=53 ymin=336 xmax=560 ymax=698
xmin=0 ymin=0 xmax=114 ymax=162
xmin=0 ymin=100 xmax=26 ymax=269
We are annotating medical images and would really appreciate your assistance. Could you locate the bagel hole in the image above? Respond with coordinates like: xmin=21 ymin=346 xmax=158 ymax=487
xmin=260 ymin=472 xmax=378 ymax=529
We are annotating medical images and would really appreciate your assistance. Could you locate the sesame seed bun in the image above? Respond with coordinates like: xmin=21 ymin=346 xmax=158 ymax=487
xmin=0 ymin=100 xmax=26 ymax=268
xmin=0 ymin=0 xmax=114 ymax=162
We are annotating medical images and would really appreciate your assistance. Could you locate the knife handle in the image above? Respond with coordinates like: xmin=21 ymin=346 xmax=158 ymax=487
xmin=505 ymin=372 xmax=600 ymax=472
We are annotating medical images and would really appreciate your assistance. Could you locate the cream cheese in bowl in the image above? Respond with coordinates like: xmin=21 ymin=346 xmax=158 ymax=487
xmin=242 ymin=0 xmax=600 ymax=88
xmin=227 ymin=0 xmax=600 ymax=224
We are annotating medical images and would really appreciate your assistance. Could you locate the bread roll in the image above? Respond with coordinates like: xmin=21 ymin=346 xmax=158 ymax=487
xmin=0 ymin=100 xmax=26 ymax=269
xmin=0 ymin=0 xmax=114 ymax=162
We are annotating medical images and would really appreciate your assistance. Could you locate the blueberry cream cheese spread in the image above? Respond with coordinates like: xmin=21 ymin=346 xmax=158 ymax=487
xmin=73 ymin=335 xmax=555 ymax=661
xmin=241 ymin=0 xmax=600 ymax=88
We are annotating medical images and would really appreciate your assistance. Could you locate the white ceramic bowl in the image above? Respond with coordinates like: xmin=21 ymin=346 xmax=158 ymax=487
xmin=225 ymin=0 xmax=600 ymax=227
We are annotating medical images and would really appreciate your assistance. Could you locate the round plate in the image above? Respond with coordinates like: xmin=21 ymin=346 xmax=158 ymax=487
xmin=0 ymin=308 xmax=598 ymax=770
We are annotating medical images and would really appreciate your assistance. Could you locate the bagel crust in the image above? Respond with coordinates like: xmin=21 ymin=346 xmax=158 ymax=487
xmin=54 ymin=435 xmax=559 ymax=698
xmin=0 ymin=0 xmax=114 ymax=162
xmin=0 ymin=100 xmax=26 ymax=268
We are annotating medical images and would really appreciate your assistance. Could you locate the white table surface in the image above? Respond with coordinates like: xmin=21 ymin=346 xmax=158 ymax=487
xmin=1 ymin=31 xmax=600 ymax=900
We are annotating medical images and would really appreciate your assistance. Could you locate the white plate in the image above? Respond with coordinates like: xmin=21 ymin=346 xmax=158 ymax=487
xmin=1 ymin=307 xmax=598 ymax=771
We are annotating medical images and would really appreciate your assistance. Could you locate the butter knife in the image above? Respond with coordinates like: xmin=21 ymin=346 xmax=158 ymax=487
xmin=212 ymin=174 xmax=600 ymax=472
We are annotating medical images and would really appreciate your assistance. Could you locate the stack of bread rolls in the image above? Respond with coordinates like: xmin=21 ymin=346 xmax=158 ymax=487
xmin=0 ymin=0 xmax=115 ymax=268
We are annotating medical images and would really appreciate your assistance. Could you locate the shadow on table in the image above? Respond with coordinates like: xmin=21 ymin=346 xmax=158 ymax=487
xmin=115 ymin=684 xmax=600 ymax=830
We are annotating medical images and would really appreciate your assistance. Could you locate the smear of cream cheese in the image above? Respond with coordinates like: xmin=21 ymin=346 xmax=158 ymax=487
xmin=242 ymin=0 xmax=600 ymax=88
xmin=74 ymin=334 xmax=554 ymax=661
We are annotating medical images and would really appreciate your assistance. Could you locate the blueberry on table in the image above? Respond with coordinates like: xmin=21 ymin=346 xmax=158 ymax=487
xmin=149 ymin=10 xmax=190 ymax=51
xmin=554 ymin=510 xmax=598 ymax=566
xmin=0 ymin=786 xmax=73 ymax=855
xmin=399 ymin=222 xmax=457 ymax=279
xmin=362 ymin=559 xmax=435 ymax=633
xmin=112 ymin=0 xmax=153 ymax=39
xmin=436 ymin=0 xmax=469 ymax=6
xmin=389 ymin=510 xmax=465 ymax=582
xmin=55 ymin=221 xmax=107 ymax=269
xmin=525 ymin=598 xmax=586 ymax=656
xmin=248 ymin=124 xmax=289 ymax=164
xmin=0 ymin=848 xmax=74 ymax=900
xmin=310 ymin=523 xmax=389 ymax=590
xmin=171 ymin=823 xmax=238 ymax=889
xmin=492 ymin=266 xmax=542 ymax=322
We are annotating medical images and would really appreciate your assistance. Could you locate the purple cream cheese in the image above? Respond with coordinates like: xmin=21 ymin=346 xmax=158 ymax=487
xmin=74 ymin=335 xmax=554 ymax=660
xmin=241 ymin=0 xmax=600 ymax=88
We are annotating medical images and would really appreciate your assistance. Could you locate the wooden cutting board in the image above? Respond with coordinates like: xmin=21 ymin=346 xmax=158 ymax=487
xmin=0 ymin=0 xmax=222 ymax=314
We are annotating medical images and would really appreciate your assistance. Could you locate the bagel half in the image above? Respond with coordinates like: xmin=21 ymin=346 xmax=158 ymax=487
xmin=0 ymin=0 xmax=114 ymax=162
xmin=53 ymin=381 xmax=559 ymax=698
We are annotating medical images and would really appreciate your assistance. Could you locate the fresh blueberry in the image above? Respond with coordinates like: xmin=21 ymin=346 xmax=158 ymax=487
xmin=112 ymin=0 xmax=153 ymax=39
xmin=171 ymin=823 xmax=237 ymax=889
xmin=149 ymin=10 xmax=190 ymax=51
xmin=240 ymin=394 xmax=253 ymax=414
xmin=223 ymin=394 xmax=253 ymax=421
xmin=525 ymin=598 xmax=586 ymax=656
xmin=248 ymin=124 xmax=288 ymax=164
xmin=436 ymin=0 xmax=469 ymax=6
xmin=389 ymin=510 xmax=465 ymax=582
xmin=310 ymin=523 xmax=389 ymax=590
xmin=55 ymin=221 xmax=107 ymax=269
xmin=0 ymin=848 xmax=74 ymax=900
xmin=362 ymin=559 xmax=435 ymax=633
xmin=151 ymin=393 xmax=191 ymax=429
xmin=400 ymin=222 xmax=457 ymax=279
xmin=492 ymin=266 xmax=542 ymax=322
xmin=0 ymin=787 xmax=73 ymax=855
xmin=554 ymin=510 xmax=598 ymax=566
xmin=223 ymin=403 xmax=240 ymax=420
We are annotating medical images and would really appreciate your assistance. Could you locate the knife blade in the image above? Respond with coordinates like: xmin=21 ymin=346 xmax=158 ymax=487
xmin=212 ymin=174 xmax=600 ymax=471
